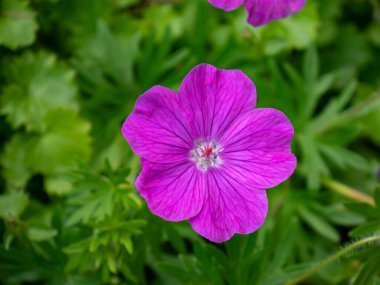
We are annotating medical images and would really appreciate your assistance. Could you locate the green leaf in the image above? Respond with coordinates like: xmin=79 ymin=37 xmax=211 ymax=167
xmin=45 ymin=176 xmax=73 ymax=196
xmin=120 ymin=264 xmax=138 ymax=284
xmin=297 ymin=206 xmax=340 ymax=242
xmin=355 ymin=93 xmax=380 ymax=144
xmin=298 ymin=134 xmax=329 ymax=189
xmin=309 ymin=80 xmax=358 ymax=131
xmin=270 ymin=217 xmax=298 ymax=269
xmin=318 ymin=125 xmax=360 ymax=146
xmin=32 ymin=109 xmax=91 ymax=173
xmin=324 ymin=204 xmax=365 ymax=226
xmin=106 ymin=253 xmax=117 ymax=273
xmin=303 ymin=45 xmax=318 ymax=86
xmin=330 ymin=80 xmax=358 ymax=113
xmin=1 ymin=135 xmax=34 ymax=189
xmin=353 ymin=253 xmax=380 ymax=285
xmin=256 ymin=2 xmax=318 ymax=55
xmin=155 ymin=259 xmax=190 ymax=281
xmin=319 ymin=144 xmax=368 ymax=171
xmin=314 ymin=73 xmax=335 ymax=100
xmin=74 ymin=20 xmax=141 ymax=99
xmin=0 ymin=191 xmax=28 ymax=219
xmin=350 ymin=220 xmax=380 ymax=238
xmin=1 ymin=110 xmax=91 ymax=195
xmin=375 ymin=188 xmax=380 ymax=209
xmin=344 ymin=203 xmax=380 ymax=219
xmin=266 ymin=263 xmax=314 ymax=285
xmin=0 ymin=0 xmax=38 ymax=49
xmin=63 ymin=238 xmax=92 ymax=254
xmin=114 ymin=0 xmax=139 ymax=9
xmin=0 ymin=52 xmax=79 ymax=131
xmin=66 ymin=190 xmax=112 ymax=226
xmin=27 ymin=227 xmax=57 ymax=241
xmin=31 ymin=109 xmax=92 ymax=194
xmin=4 ymin=234 xmax=14 ymax=250
xmin=120 ymin=236 xmax=133 ymax=254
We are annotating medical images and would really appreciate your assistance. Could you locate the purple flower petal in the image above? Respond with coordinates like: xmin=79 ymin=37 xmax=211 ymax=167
xmin=245 ymin=0 xmax=306 ymax=27
xmin=136 ymin=159 xmax=205 ymax=221
xmin=219 ymin=108 xmax=296 ymax=188
xmin=122 ymin=86 xmax=194 ymax=163
xmin=178 ymin=64 xmax=256 ymax=140
xmin=189 ymin=169 xmax=268 ymax=243
xmin=208 ymin=0 xmax=244 ymax=11
xmin=122 ymin=64 xmax=296 ymax=243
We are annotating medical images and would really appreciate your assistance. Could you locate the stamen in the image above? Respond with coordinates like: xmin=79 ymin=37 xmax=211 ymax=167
xmin=190 ymin=139 xmax=223 ymax=172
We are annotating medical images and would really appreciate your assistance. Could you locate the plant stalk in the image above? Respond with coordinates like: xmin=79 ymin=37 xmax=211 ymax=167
xmin=285 ymin=234 xmax=380 ymax=285
xmin=322 ymin=177 xmax=375 ymax=207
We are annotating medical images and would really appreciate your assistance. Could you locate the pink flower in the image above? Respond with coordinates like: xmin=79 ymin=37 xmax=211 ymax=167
xmin=209 ymin=0 xmax=306 ymax=27
xmin=122 ymin=64 xmax=296 ymax=242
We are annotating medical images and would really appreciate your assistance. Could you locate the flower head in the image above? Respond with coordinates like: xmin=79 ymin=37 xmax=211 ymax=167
xmin=208 ymin=0 xmax=306 ymax=27
xmin=122 ymin=64 xmax=296 ymax=242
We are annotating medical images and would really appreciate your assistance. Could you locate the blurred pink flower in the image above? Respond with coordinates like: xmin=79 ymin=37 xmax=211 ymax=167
xmin=209 ymin=0 xmax=306 ymax=27
xmin=122 ymin=64 xmax=296 ymax=242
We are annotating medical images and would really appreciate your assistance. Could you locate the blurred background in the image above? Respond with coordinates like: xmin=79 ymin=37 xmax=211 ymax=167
xmin=0 ymin=0 xmax=380 ymax=284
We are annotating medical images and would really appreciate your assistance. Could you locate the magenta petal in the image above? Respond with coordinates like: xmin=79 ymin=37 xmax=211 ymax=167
xmin=122 ymin=64 xmax=296 ymax=243
xmin=208 ymin=0 xmax=244 ymax=11
xmin=122 ymin=86 xmax=194 ymax=163
xmin=220 ymin=108 xmax=296 ymax=188
xmin=178 ymin=64 xmax=256 ymax=140
xmin=245 ymin=0 xmax=306 ymax=27
xmin=136 ymin=159 xmax=205 ymax=221
xmin=189 ymin=170 xmax=268 ymax=243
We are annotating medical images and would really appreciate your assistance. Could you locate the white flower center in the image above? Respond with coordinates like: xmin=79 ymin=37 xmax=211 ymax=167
xmin=190 ymin=139 xmax=223 ymax=172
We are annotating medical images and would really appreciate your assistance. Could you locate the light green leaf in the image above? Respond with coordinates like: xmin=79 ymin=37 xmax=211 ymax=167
xmin=0 ymin=191 xmax=29 ymax=219
xmin=31 ymin=109 xmax=91 ymax=176
xmin=1 ymin=135 xmax=34 ymax=189
xmin=249 ymin=1 xmax=318 ymax=55
xmin=45 ymin=176 xmax=73 ymax=196
xmin=27 ymin=227 xmax=57 ymax=241
xmin=63 ymin=238 xmax=92 ymax=254
xmin=0 ymin=0 xmax=38 ymax=49
xmin=0 ymin=52 xmax=79 ymax=131
xmin=120 ymin=236 xmax=133 ymax=254
xmin=1 ymin=110 xmax=91 ymax=195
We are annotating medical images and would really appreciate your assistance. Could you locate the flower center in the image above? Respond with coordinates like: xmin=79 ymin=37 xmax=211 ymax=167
xmin=190 ymin=139 xmax=223 ymax=172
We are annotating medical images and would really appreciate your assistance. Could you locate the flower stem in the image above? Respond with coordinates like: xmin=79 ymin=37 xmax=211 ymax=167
xmin=322 ymin=177 xmax=375 ymax=207
xmin=285 ymin=234 xmax=380 ymax=285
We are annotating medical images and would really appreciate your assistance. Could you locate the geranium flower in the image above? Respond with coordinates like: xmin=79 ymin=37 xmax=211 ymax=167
xmin=209 ymin=0 xmax=306 ymax=27
xmin=122 ymin=64 xmax=296 ymax=242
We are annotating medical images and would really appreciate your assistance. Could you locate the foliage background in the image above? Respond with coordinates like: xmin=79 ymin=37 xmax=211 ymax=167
xmin=0 ymin=0 xmax=380 ymax=284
